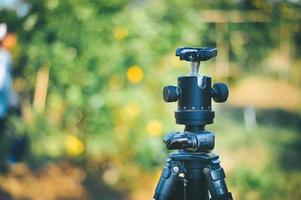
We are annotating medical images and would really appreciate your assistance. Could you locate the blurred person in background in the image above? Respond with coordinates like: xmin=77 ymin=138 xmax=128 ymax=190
xmin=0 ymin=23 xmax=13 ymax=121
xmin=0 ymin=22 xmax=27 ymax=167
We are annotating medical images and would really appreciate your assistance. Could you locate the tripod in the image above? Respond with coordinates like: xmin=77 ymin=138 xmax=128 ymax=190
xmin=153 ymin=47 xmax=233 ymax=200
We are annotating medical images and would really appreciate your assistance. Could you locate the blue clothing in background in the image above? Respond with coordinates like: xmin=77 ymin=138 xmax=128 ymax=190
xmin=0 ymin=47 xmax=13 ymax=119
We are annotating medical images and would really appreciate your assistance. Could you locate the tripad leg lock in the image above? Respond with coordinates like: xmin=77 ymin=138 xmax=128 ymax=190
xmin=153 ymin=159 xmax=184 ymax=200
xmin=204 ymin=165 xmax=233 ymax=200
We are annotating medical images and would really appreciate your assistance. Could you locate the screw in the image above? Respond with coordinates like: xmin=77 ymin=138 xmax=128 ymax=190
xmin=172 ymin=165 xmax=180 ymax=173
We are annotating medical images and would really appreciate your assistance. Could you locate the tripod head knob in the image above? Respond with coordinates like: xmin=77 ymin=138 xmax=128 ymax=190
xmin=163 ymin=86 xmax=180 ymax=102
xmin=212 ymin=83 xmax=229 ymax=103
xmin=176 ymin=47 xmax=217 ymax=62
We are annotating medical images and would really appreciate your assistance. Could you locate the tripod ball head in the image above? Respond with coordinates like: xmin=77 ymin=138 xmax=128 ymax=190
xmin=163 ymin=47 xmax=229 ymax=126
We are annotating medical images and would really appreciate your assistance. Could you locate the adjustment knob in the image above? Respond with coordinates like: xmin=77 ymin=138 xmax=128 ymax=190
xmin=163 ymin=86 xmax=179 ymax=102
xmin=212 ymin=83 xmax=228 ymax=103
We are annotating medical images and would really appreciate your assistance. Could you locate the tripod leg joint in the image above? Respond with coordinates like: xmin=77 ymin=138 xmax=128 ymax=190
xmin=153 ymin=159 xmax=184 ymax=200
xmin=204 ymin=167 xmax=225 ymax=181
xmin=203 ymin=160 xmax=233 ymax=200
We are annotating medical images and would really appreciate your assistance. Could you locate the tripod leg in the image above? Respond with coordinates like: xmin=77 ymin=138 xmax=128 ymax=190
xmin=169 ymin=176 xmax=185 ymax=200
xmin=185 ymin=160 xmax=209 ymax=200
xmin=153 ymin=158 xmax=183 ymax=200
xmin=203 ymin=160 xmax=233 ymax=200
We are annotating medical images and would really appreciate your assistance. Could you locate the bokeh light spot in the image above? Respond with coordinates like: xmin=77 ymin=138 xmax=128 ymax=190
xmin=121 ymin=101 xmax=141 ymax=120
xmin=127 ymin=65 xmax=144 ymax=84
xmin=113 ymin=26 xmax=128 ymax=40
xmin=65 ymin=134 xmax=84 ymax=156
xmin=146 ymin=120 xmax=162 ymax=136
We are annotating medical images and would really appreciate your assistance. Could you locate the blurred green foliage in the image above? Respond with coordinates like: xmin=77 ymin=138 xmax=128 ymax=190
xmin=1 ymin=0 xmax=301 ymax=199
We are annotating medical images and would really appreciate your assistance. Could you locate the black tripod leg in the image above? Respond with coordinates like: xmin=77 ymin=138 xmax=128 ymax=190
xmin=169 ymin=175 xmax=185 ymax=200
xmin=203 ymin=160 xmax=233 ymax=200
xmin=185 ymin=160 xmax=209 ymax=200
xmin=153 ymin=158 xmax=183 ymax=200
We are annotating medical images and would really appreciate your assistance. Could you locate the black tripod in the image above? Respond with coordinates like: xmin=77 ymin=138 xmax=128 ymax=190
xmin=153 ymin=47 xmax=233 ymax=200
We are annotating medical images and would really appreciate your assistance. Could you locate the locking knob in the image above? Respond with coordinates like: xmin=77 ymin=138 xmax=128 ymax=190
xmin=212 ymin=83 xmax=228 ymax=103
xmin=163 ymin=86 xmax=179 ymax=102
